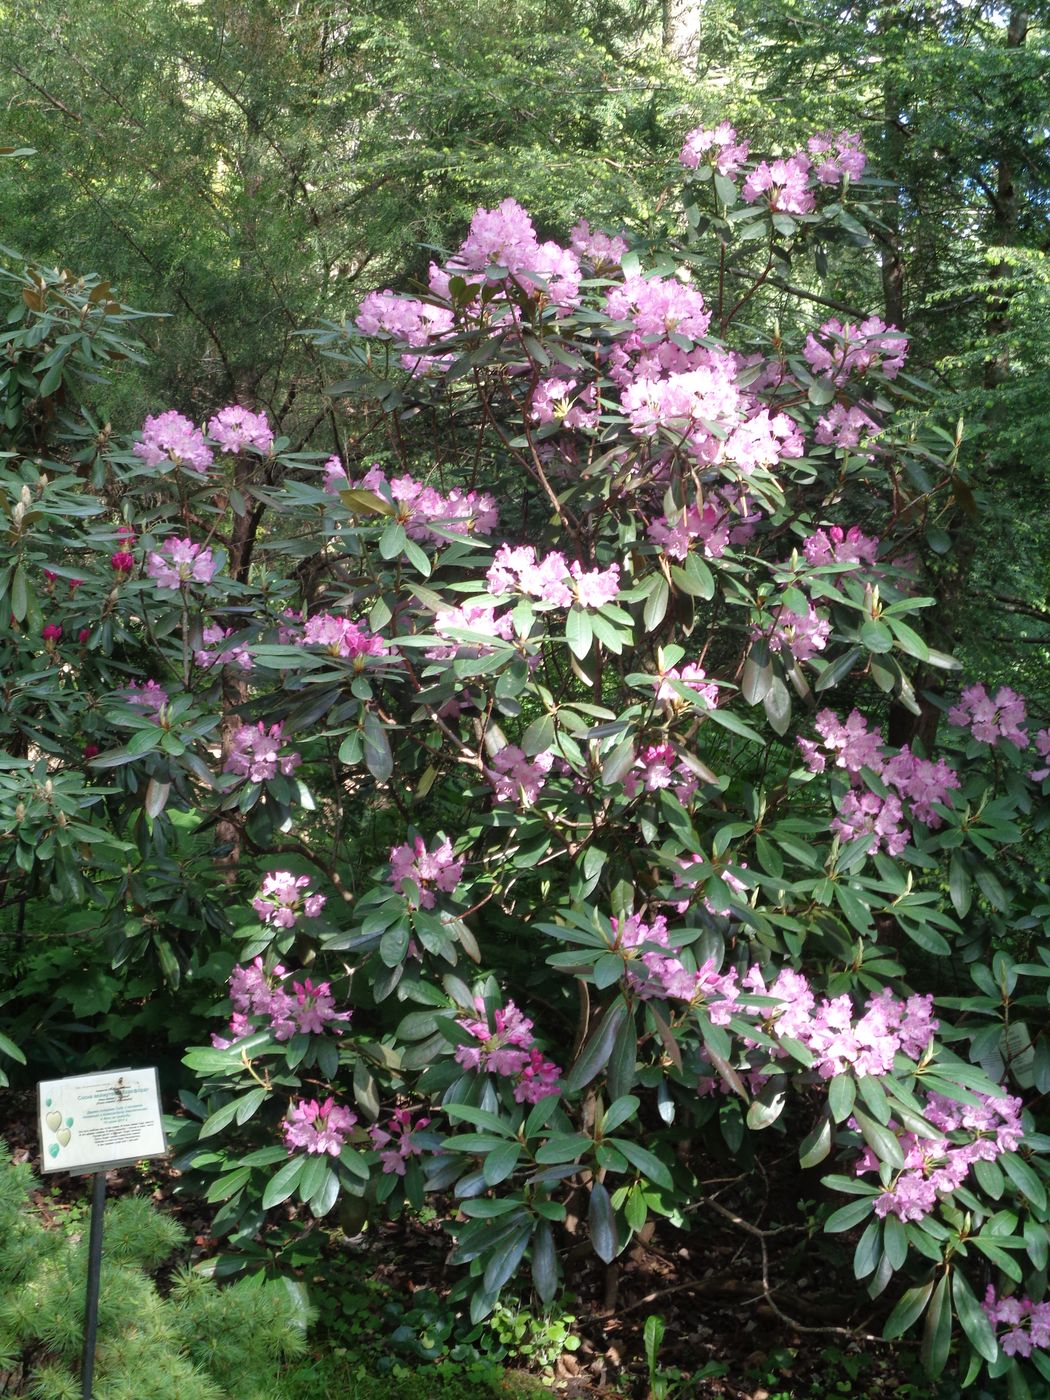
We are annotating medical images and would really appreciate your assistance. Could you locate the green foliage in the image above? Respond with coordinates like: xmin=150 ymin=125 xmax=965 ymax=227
xmin=0 ymin=1141 xmax=312 ymax=1399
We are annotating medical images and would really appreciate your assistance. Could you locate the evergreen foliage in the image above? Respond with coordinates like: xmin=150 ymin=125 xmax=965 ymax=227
xmin=0 ymin=1143 xmax=312 ymax=1399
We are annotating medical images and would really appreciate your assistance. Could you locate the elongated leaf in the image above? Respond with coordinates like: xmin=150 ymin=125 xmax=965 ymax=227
xmin=884 ymin=1280 xmax=935 ymax=1339
xmin=362 ymin=710 xmax=393 ymax=782
xmin=853 ymin=1107 xmax=905 ymax=1169
xmin=262 ymin=1155 xmax=306 ymax=1209
xmin=952 ymin=1269 xmax=999 ymax=1363
xmin=563 ymin=999 xmax=628 ymax=1093
xmin=589 ymin=1181 xmax=618 ymax=1262
xmin=921 ymin=1273 xmax=952 ymax=1377
xmin=607 ymin=1137 xmax=673 ymax=1191
xmin=531 ymin=1221 xmax=557 ymax=1302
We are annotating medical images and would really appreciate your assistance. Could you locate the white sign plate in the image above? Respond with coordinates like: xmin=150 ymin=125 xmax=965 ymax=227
xmin=38 ymin=1068 xmax=167 ymax=1174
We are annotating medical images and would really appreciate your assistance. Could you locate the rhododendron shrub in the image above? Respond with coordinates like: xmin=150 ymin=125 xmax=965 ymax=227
xmin=2 ymin=131 xmax=1049 ymax=1393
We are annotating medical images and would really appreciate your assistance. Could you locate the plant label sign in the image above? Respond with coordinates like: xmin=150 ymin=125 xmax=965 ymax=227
xmin=38 ymin=1068 xmax=167 ymax=1174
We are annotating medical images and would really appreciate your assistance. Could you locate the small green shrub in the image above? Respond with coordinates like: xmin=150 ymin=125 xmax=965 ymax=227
xmin=0 ymin=1141 xmax=312 ymax=1399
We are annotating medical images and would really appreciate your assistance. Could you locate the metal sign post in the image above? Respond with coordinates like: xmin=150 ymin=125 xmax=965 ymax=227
xmin=36 ymin=1068 xmax=168 ymax=1400
xmin=80 ymin=1171 xmax=107 ymax=1399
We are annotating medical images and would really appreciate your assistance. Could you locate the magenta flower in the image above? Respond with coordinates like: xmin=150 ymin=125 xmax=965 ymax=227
xmin=485 ymin=746 xmax=555 ymax=806
xmin=302 ymin=612 xmax=389 ymax=662
xmin=134 ymin=410 xmax=213 ymax=472
xmin=368 ymin=1107 xmax=431 ymax=1176
xmin=125 ymin=679 xmax=169 ymax=718
xmin=145 ymin=537 xmax=217 ymax=589
xmin=207 ymin=405 xmax=274 ymax=455
xmin=388 ymin=836 xmax=464 ymax=910
xmin=111 ymin=551 xmax=135 ymax=574
xmin=41 ymin=624 xmax=62 ymax=643
xmin=251 ymin=871 xmax=325 ymax=928
xmin=680 ymin=122 xmax=750 ymax=177
xmin=948 ymin=683 xmax=1028 ymax=748
xmin=283 ymin=1097 xmax=356 ymax=1156
xmin=224 ymin=721 xmax=301 ymax=782
xmin=194 ymin=625 xmax=252 ymax=671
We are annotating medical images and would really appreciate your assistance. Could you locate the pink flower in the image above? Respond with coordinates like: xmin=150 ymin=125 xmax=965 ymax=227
xmin=225 ymin=721 xmax=301 ymax=782
xmin=804 ymin=316 xmax=908 ymax=383
xmin=485 ymin=745 xmax=555 ymax=805
xmin=251 ymin=871 xmax=326 ymax=929
xmin=802 ymin=525 xmax=879 ymax=567
xmin=948 ymin=683 xmax=1028 ymax=748
xmin=1030 ymin=728 xmax=1050 ymax=782
xmin=41 ymin=624 xmax=62 ymax=643
xmin=357 ymin=291 xmax=455 ymax=346
xmin=605 ymin=275 xmax=711 ymax=341
xmin=830 ymin=789 xmax=908 ymax=856
xmin=569 ymin=219 xmax=628 ymax=271
xmin=283 ymin=1097 xmax=356 ymax=1156
xmin=654 ymin=663 xmax=718 ymax=708
xmin=207 ymin=405 xmax=274 ymax=455
xmin=111 ymin=551 xmax=135 ymax=574
xmin=194 ymin=625 xmax=252 ymax=671
xmin=808 ymin=130 xmax=866 ymax=183
xmin=759 ymin=605 xmax=831 ymax=663
xmin=389 ymin=836 xmax=464 ymax=910
xmin=303 ymin=613 xmax=389 ymax=661
xmin=814 ymin=405 xmax=881 ymax=452
xmin=134 ymin=410 xmax=213 ymax=472
xmin=741 ymin=154 xmax=815 ymax=215
xmin=145 ymin=538 xmax=217 ymax=589
xmin=125 ymin=679 xmax=169 ymax=718
xmin=369 ymin=1107 xmax=432 ymax=1175
xmin=680 ymin=122 xmax=750 ymax=177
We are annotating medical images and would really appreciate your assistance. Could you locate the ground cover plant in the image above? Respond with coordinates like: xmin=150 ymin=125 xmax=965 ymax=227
xmin=1 ymin=123 xmax=1049 ymax=1398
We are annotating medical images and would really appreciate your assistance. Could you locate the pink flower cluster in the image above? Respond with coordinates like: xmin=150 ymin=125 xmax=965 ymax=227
xmin=1030 ymin=729 xmax=1050 ymax=782
xmin=368 ymin=1107 xmax=432 ymax=1175
xmin=284 ymin=1097 xmax=356 ymax=1156
xmin=814 ymin=404 xmax=881 ymax=451
xmin=529 ymin=377 xmax=599 ymax=430
xmin=743 ymin=155 xmax=816 ymax=215
xmin=606 ymin=274 xmax=711 ymax=341
xmin=648 ymin=487 xmax=761 ymax=562
xmin=679 ymin=122 xmax=750 ymax=177
xmin=356 ymin=291 xmax=455 ymax=347
xmin=134 ymin=411 xmax=214 ymax=472
xmin=485 ymin=745 xmax=555 ymax=805
xmin=613 ymin=912 xmax=741 ymax=1011
xmin=454 ymin=998 xmax=562 ymax=1103
xmin=742 ymin=972 xmax=939 ymax=1080
xmin=804 ymin=317 xmax=908 ymax=383
xmin=623 ymin=742 xmax=700 ymax=806
xmin=389 ymin=836 xmax=464 ymax=909
xmin=125 ymin=679 xmax=169 ymax=718
xmin=303 ymin=612 xmax=389 ymax=661
xmin=194 ymin=624 xmax=252 ymax=671
xmin=207 ymin=405 xmax=274 ymax=455
xmin=429 ymin=602 xmax=514 ymax=659
xmin=568 ymin=219 xmax=628 ymax=271
xmin=854 ymin=1089 xmax=1024 ymax=1223
xmin=948 ymin=683 xmax=1028 ymax=748
xmin=334 ymin=464 xmax=498 ymax=540
xmin=252 ymin=871 xmax=326 ymax=928
xmin=982 ymin=1288 xmax=1050 ymax=1359
xmin=145 ymin=537 xmax=217 ymax=589
xmin=212 ymin=956 xmax=348 ymax=1048
xmin=806 ymin=131 xmax=866 ymax=183
xmin=486 ymin=544 xmax=619 ymax=610
xmin=224 ymin=721 xmax=302 ymax=783
xmin=654 ymin=662 xmax=718 ymax=708
xmin=758 ymin=604 xmax=831 ymax=663
xmin=800 ymin=708 xmax=961 ymax=842
xmin=802 ymin=524 xmax=879 ymax=567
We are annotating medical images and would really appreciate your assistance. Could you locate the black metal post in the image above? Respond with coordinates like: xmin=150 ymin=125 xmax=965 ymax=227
xmin=80 ymin=1171 xmax=106 ymax=1400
